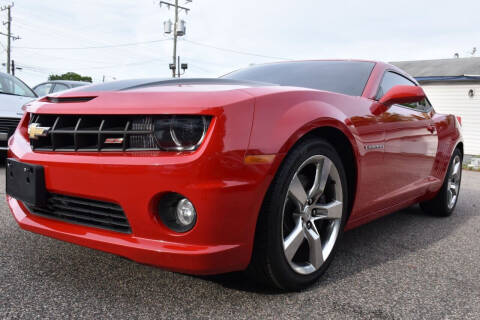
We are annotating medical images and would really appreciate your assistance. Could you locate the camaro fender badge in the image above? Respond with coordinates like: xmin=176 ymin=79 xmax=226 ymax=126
xmin=28 ymin=123 xmax=50 ymax=139
xmin=364 ymin=144 xmax=384 ymax=151
xmin=104 ymin=138 xmax=124 ymax=144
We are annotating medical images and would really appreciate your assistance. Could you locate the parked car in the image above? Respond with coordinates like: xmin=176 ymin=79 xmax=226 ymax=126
xmin=6 ymin=60 xmax=463 ymax=291
xmin=0 ymin=72 xmax=37 ymax=152
xmin=33 ymin=80 xmax=90 ymax=97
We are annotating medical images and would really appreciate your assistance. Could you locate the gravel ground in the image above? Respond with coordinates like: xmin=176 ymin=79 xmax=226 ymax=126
xmin=1 ymin=167 xmax=479 ymax=319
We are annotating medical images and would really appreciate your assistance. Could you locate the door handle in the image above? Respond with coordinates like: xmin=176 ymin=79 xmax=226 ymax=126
xmin=427 ymin=125 xmax=436 ymax=133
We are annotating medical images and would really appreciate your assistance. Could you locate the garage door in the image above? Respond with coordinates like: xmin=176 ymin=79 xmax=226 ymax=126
xmin=422 ymin=83 xmax=480 ymax=155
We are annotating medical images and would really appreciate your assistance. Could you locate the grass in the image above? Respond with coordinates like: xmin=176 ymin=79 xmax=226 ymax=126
xmin=463 ymin=164 xmax=480 ymax=172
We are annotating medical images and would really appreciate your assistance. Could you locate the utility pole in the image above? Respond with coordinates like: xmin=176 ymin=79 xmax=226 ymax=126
xmin=159 ymin=0 xmax=191 ymax=77
xmin=3 ymin=60 xmax=22 ymax=76
xmin=172 ymin=0 xmax=179 ymax=78
xmin=177 ymin=56 xmax=180 ymax=77
xmin=1 ymin=3 xmax=20 ymax=74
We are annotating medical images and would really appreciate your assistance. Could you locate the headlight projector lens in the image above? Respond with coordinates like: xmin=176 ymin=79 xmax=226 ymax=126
xmin=170 ymin=115 xmax=208 ymax=149
xmin=153 ymin=115 xmax=210 ymax=151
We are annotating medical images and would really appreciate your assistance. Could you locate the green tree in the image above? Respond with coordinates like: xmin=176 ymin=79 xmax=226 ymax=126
xmin=48 ymin=72 xmax=92 ymax=83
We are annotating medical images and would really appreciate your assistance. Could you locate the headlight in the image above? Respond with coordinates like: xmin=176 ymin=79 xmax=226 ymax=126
xmin=154 ymin=115 xmax=210 ymax=151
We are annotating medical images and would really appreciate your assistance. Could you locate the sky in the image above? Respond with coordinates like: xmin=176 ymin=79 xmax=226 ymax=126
xmin=0 ymin=0 xmax=479 ymax=87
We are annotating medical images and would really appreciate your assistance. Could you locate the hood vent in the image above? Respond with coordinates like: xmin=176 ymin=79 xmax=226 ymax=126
xmin=42 ymin=96 xmax=96 ymax=103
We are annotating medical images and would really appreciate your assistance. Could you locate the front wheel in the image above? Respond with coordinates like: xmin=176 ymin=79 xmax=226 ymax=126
xmin=248 ymin=139 xmax=348 ymax=290
xmin=420 ymin=149 xmax=462 ymax=217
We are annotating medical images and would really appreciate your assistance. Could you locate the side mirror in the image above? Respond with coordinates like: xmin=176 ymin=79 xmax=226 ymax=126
xmin=370 ymin=85 xmax=426 ymax=115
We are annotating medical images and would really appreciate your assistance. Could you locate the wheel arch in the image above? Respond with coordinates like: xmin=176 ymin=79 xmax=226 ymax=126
xmin=260 ymin=121 xmax=359 ymax=224
xmin=247 ymin=123 xmax=360 ymax=285
xmin=455 ymin=141 xmax=464 ymax=158
xmin=287 ymin=125 xmax=358 ymax=218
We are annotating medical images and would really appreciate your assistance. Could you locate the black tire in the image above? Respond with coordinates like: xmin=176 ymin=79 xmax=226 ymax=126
xmin=420 ymin=148 xmax=463 ymax=217
xmin=248 ymin=138 xmax=348 ymax=291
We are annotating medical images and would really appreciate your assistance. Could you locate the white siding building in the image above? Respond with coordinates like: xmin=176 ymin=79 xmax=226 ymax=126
xmin=392 ymin=57 xmax=480 ymax=155
xmin=422 ymin=83 xmax=480 ymax=155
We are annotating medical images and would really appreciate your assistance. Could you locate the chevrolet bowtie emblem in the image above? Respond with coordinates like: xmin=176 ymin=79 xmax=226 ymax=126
xmin=28 ymin=123 xmax=50 ymax=139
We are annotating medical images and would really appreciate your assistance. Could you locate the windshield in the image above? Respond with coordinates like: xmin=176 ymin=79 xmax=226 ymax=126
xmin=222 ymin=61 xmax=376 ymax=96
xmin=0 ymin=72 xmax=37 ymax=98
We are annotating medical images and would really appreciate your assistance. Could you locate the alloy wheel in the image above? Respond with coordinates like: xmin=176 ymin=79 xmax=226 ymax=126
xmin=447 ymin=155 xmax=461 ymax=209
xmin=282 ymin=155 xmax=343 ymax=275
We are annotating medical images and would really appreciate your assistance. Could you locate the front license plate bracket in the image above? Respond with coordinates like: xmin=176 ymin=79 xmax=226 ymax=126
xmin=6 ymin=159 xmax=47 ymax=206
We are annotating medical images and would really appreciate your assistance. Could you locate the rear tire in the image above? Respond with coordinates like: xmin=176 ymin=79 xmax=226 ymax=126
xmin=420 ymin=149 xmax=462 ymax=217
xmin=248 ymin=138 xmax=348 ymax=291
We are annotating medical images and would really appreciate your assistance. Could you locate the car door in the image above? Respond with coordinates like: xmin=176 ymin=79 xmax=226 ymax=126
xmin=377 ymin=71 xmax=438 ymax=204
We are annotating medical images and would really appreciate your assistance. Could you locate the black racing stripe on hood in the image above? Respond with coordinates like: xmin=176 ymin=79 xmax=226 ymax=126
xmin=74 ymin=78 xmax=272 ymax=92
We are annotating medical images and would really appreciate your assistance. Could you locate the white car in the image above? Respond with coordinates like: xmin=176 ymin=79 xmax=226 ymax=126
xmin=0 ymin=72 xmax=37 ymax=151
xmin=33 ymin=80 xmax=90 ymax=97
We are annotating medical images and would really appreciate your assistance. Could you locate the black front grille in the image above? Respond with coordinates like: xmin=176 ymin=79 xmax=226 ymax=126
xmin=30 ymin=114 xmax=158 ymax=151
xmin=25 ymin=193 xmax=131 ymax=233
xmin=0 ymin=117 xmax=20 ymax=134
xmin=0 ymin=117 xmax=20 ymax=147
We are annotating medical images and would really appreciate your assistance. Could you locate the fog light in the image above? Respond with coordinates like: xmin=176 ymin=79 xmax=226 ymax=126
xmin=176 ymin=198 xmax=196 ymax=226
xmin=158 ymin=193 xmax=197 ymax=233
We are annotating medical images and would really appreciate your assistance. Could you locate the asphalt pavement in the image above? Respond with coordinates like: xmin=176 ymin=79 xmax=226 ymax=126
xmin=1 ymin=167 xmax=479 ymax=319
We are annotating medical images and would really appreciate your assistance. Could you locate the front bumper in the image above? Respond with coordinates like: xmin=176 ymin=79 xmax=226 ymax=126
xmin=9 ymin=196 xmax=245 ymax=274
xmin=6 ymin=113 xmax=278 ymax=275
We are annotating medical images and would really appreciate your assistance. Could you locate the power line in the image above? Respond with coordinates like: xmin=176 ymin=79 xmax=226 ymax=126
xmin=18 ymin=47 xmax=119 ymax=65
xmin=159 ymin=0 xmax=190 ymax=13
xmin=183 ymin=39 xmax=290 ymax=60
xmin=18 ymin=58 xmax=168 ymax=73
xmin=183 ymin=56 xmax=229 ymax=68
xmin=13 ymin=38 xmax=172 ymax=50
xmin=13 ymin=14 xmax=141 ymax=52
xmin=79 ymin=58 xmax=166 ymax=70
xmin=186 ymin=62 xmax=213 ymax=74
xmin=13 ymin=19 xmax=112 ymax=48
xmin=12 ymin=14 xmax=167 ymax=65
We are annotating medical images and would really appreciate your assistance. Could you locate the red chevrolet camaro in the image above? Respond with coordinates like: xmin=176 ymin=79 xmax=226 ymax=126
xmin=6 ymin=60 xmax=463 ymax=290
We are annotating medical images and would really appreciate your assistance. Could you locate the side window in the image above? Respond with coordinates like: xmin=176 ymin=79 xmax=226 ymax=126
xmin=34 ymin=83 xmax=53 ymax=97
xmin=71 ymin=83 xmax=87 ymax=88
xmin=377 ymin=71 xmax=416 ymax=99
xmin=403 ymin=98 xmax=432 ymax=112
xmin=377 ymin=71 xmax=431 ymax=112
xmin=52 ymin=83 xmax=69 ymax=93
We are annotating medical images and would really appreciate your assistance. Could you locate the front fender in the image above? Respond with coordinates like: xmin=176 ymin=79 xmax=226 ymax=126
xmin=431 ymin=113 xmax=464 ymax=183
xmin=247 ymin=90 xmax=358 ymax=156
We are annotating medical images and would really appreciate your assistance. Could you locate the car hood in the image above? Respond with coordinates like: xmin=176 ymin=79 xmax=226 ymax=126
xmin=26 ymin=78 xmax=290 ymax=115
xmin=72 ymin=78 xmax=271 ymax=93
xmin=0 ymin=94 xmax=35 ymax=118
